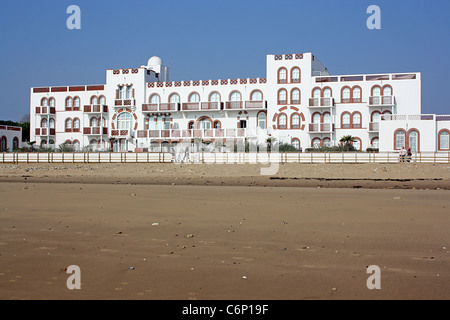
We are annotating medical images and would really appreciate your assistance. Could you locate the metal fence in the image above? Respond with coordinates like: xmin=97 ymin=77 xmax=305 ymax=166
xmin=1 ymin=151 xmax=450 ymax=164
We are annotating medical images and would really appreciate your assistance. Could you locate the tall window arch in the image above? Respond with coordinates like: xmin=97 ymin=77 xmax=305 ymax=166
xmin=49 ymin=118 xmax=55 ymax=129
xmin=394 ymin=129 xmax=406 ymax=150
xmin=49 ymin=98 xmax=55 ymax=107
xmin=41 ymin=118 xmax=48 ymax=128
xmin=229 ymin=91 xmax=241 ymax=102
xmin=189 ymin=92 xmax=200 ymax=103
xmin=209 ymin=92 xmax=221 ymax=102
xmin=257 ymin=111 xmax=266 ymax=129
xmin=291 ymin=113 xmax=300 ymax=129
xmin=291 ymin=88 xmax=300 ymax=104
xmin=99 ymin=96 xmax=106 ymax=105
xmin=65 ymin=118 xmax=73 ymax=131
xmin=278 ymin=67 xmax=287 ymax=84
xmin=439 ymin=130 xmax=450 ymax=150
xmin=169 ymin=93 xmax=180 ymax=103
xmin=312 ymin=138 xmax=321 ymax=148
xmin=312 ymin=113 xmax=321 ymax=124
xmin=341 ymin=112 xmax=351 ymax=128
xmin=352 ymin=112 xmax=362 ymax=128
xmin=74 ymin=97 xmax=80 ymax=109
xmin=73 ymin=118 xmax=80 ymax=132
xmin=291 ymin=138 xmax=300 ymax=150
xmin=66 ymin=97 xmax=73 ymax=109
xmin=291 ymin=67 xmax=300 ymax=83
xmin=278 ymin=89 xmax=287 ymax=105
xmin=1 ymin=136 xmax=7 ymax=152
xmin=382 ymin=85 xmax=393 ymax=96
xmin=408 ymin=129 xmax=419 ymax=152
xmin=149 ymin=94 xmax=160 ymax=104
xmin=278 ymin=113 xmax=287 ymax=129
xmin=13 ymin=137 xmax=19 ymax=150
xmin=323 ymin=112 xmax=331 ymax=124
xmin=41 ymin=98 xmax=48 ymax=107
xmin=342 ymin=87 xmax=351 ymax=103
xmin=250 ymin=90 xmax=263 ymax=101
xmin=91 ymin=96 xmax=98 ymax=105
xmin=323 ymin=87 xmax=332 ymax=98
xmin=352 ymin=86 xmax=361 ymax=103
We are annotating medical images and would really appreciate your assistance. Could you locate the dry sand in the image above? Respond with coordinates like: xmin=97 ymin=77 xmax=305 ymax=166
xmin=0 ymin=163 xmax=449 ymax=300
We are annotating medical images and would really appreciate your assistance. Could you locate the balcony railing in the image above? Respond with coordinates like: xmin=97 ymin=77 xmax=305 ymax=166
xmin=308 ymin=123 xmax=334 ymax=132
xmin=368 ymin=96 xmax=395 ymax=106
xmin=137 ymin=128 xmax=259 ymax=139
xmin=84 ymin=105 xmax=108 ymax=113
xmin=84 ymin=127 xmax=108 ymax=135
xmin=309 ymin=98 xmax=334 ymax=107
xmin=201 ymin=102 xmax=222 ymax=110
xmin=245 ymin=101 xmax=267 ymax=109
xmin=369 ymin=122 xmax=379 ymax=132
xmin=110 ymin=130 xmax=130 ymax=137
xmin=114 ymin=99 xmax=135 ymax=107
xmin=36 ymin=107 xmax=56 ymax=115
xmin=35 ymin=128 xmax=56 ymax=136
xmin=225 ymin=101 xmax=243 ymax=110
xmin=142 ymin=103 xmax=180 ymax=112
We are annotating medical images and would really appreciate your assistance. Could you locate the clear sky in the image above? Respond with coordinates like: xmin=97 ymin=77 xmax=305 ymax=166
xmin=0 ymin=0 xmax=449 ymax=121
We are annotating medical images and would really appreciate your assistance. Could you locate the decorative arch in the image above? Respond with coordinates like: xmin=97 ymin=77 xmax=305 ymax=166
xmin=290 ymin=88 xmax=301 ymax=104
xmin=277 ymin=88 xmax=287 ymax=105
xmin=277 ymin=67 xmax=288 ymax=84
xmin=341 ymin=112 xmax=351 ymax=128
xmin=407 ymin=128 xmax=420 ymax=152
xmin=277 ymin=113 xmax=288 ymax=129
xmin=250 ymin=89 xmax=263 ymax=101
xmin=438 ymin=129 xmax=450 ymax=151
xmin=351 ymin=85 xmax=362 ymax=103
xmin=382 ymin=84 xmax=393 ymax=96
xmin=195 ymin=116 xmax=213 ymax=130
xmin=290 ymin=112 xmax=301 ymax=129
xmin=257 ymin=111 xmax=267 ymax=129
xmin=1 ymin=136 xmax=7 ymax=152
xmin=371 ymin=85 xmax=382 ymax=97
xmin=394 ymin=128 xmax=407 ymax=150
xmin=41 ymin=97 xmax=48 ymax=107
xmin=341 ymin=86 xmax=351 ymax=103
xmin=290 ymin=67 xmax=301 ymax=83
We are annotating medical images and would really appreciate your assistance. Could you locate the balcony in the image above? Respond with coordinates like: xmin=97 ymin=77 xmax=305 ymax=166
xmin=84 ymin=105 xmax=108 ymax=113
xmin=110 ymin=130 xmax=130 ymax=137
xmin=114 ymin=99 xmax=136 ymax=107
xmin=309 ymin=98 xmax=334 ymax=108
xmin=137 ymin=128 xmax=258 ymax=139
xmin=369 ymin=122 xmax=379 ymax=132
xmin=225 ymin=101 xmax=243 ymax=110
xmin=201 ymin=102 xmax=222 ymax=111
xmin=83 ymin=127 xmax=108 ymax=135
xmin=244 ymin=101 xmax=267 ymax=110
xmin=142 ymin=103 xmax=180 ymax=112
xmin=35 ymin=107 xmax=56 ymax=115
xmin=35 ymin=128 xmax=56 ymax=136
xmin=181 ymin=102 xmax=200 ymax=111
xmin=308 ymin=123 xmax=335 ymax=133
xmin=368 ymin=96 xmax=395 ymax=107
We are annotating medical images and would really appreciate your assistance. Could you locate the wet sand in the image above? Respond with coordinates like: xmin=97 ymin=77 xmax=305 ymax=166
xmin=0 ymin=171 xmax=449 ymax=300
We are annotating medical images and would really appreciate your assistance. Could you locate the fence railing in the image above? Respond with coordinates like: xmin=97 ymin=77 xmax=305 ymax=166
xmin=1 ymin=152 xmax=450 ymax=164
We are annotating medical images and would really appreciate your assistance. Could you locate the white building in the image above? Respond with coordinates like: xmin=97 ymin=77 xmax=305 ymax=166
xmin=29 ymin=52 xmax=450 ymax=153
xmin=0 ymin=125 xmax=22 ymax=152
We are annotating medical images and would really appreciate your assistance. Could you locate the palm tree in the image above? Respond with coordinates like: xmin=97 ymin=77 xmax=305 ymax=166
xmin=339 ymin=135 xmax=356 ymax=151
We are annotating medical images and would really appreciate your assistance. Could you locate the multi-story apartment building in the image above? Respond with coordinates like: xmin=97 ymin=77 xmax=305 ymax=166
xmin=29 ymin=53 xmax=450 ymax=153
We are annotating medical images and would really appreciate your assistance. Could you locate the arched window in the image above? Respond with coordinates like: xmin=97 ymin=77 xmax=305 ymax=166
xmin=352 ymin=87 xmax=361 ymax=103
xmin=91 ymin=96 xmax=98 ymax=105
xmin=73 ymin=140 xmax=80 ymax=152
xmin=291 ymin=113 xmax=300 ymax=129
xmin=66 ymin=97 xmax=73 ymax=109
xmin=49 ymin=118 xmax=55 ymax=129
xmin=323 ymin=112 xmax=331 ymax=124
xmin=250 ymin=90 xmax=262 ymax=101
xmin=323 ymin=88 xmax=332 ymax=98
xmin=372 ymin=137 xmax=379 ymax=149
xmin=214 ymin=121 xmax=221 ymax=129
xmin=352 ymin=112 xmax=361 ymax=128
xmin=408 ymin=130 xmax=419 ymax=152
xmin=41 ymin=98 xmax=48 ymax=107
xmin=383 ymin=85 xmax=392 ymax=96
xmin=291 ymin=67 xmax=300 ymax=83
xmin=49 ymin=98 xmax=55 ymax=107
xmin=74 ymin=97 xmax=80 ymax=109
xmin=439 ymin=130 xmax=450 ymax=150
xmin=322 ymin=138 xmax=331 ymax=147
xmin=188 ymin=121 xmax=194 ymax=130
xmin=189 ymin=92 xmax=200 ymax=103
xmin=13 ymin=137 xmax=19 ymax=150
xmin=198 ymin=118 xmax=212 ymax=130
xmin=395 ymin=130 xmax=406 ymax=150
xmin=169 ymin=93 xmax=180 ymax=103
xmin=117 ymin=112 xmax=133 ymax=130
xmin=278 ymin=113 xmax=287 ymax=129
xmin=292 ymin=138 xmax=300 ymax=150
xmin=91 ymin=117 xmax=98 ymax=127
xmin=99 ymin=96 xmax=106 ymax=105
xmin=73 ymin=118 xmax=80 ymax=131
xmin=342 ymin=87 xmax=351 ymax=103
xmin=257 ymin=112 xmax=266 ymax=129
xmin=278 ymin=89 xmax=287 ymax=105
xmin=278 ymin=68 xmax=287 ymax=84
xmin=41 ymin=118 xmax=48 ymax=128
xmin=353 ymin=138 xmax=362 ymax=151
xmin=291 ymin=88 xmax=300 ymax=104
xmin=209 ymin=92 xmax=221 ymax=102
xmin=149 ymin=94 xmax=160 ymax=104
xmin=65 ymin=118 xmax=72 ymax=130
xmin=229 ymin=91 xmax=241 ymax=102
xmin=312 ymin=113 xmax=321 ymax=124
xmin=1 ymin=136 xmax=7 ymax=152
xmin=371 ymin=111 xmax=381 ymax=123
xmin=313 ymin=88 xmax=321 ymax=98
xmin=312 ymin=138 xmax=321 ymax=148
xmin=372 ymin=86 xmax=381 ymax=97
xmin=342 ymin=112 xmax=351 ymax=128
xmin=126 ymin=86 xmax=133 ymax=99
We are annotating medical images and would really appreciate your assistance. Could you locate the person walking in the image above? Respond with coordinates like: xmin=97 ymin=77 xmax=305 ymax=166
xmin=406 ymin=148 xmax=412 ymax=162
xmin=399 ymin=147 xmax=406 ymax=162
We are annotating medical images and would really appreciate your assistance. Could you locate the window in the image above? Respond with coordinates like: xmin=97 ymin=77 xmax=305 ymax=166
xmin=258 ymin=112 xmax=266 ymax=129
xmin=74 ymin=97 xmax=80 ymax=109
xmin=313 ymin=88 xmax=321 ymax=99
xmin=66 ymin=97 xmax=73 ymax=109
xmin=49 ymin=119 xmax=55 ymax=129
xmin=323 ymin=113 xmax=331 ymax=124
xmin=291 ymin=114 xmax=300 ymax=129
xmin=198 ymin=118 xmax=212 ymax=130
xmin=13 ymin=137 xmax=19 ymax=150
xmin=278 ymin=68 xmax=287 ymax=84
xmin=119 ymin=86 xmax=125 ymax=99
xmin=126 ymin=86 xmax=133 ymax=99
xmin=188 ymin=121 xmax=194 ymax=130
xmin=150 ymin=94 xmax=160 ymax=104
xmin=291 ymin=67 xmax=300 ymax=83
xmin=312 ymin=138 xmax=321 ymax=148
xmin=342 ymin=113 xmax=351 ymax=129
xmin=323 ymin=138 xmax=331 ymax=148
xmin=1 ymin=136 xmax=7 ymax=152
xmin=342 ymin=87 xmax=351 ymax=103
xmin=65 ymin=118 xmax=72 ymax=130
xmin=189 ymin=92 xmax=200 ymax=103
xmin=352 ymin=113 xmax=361 ymax=128
xmin=372 ymin=111 xmax=381 ymax=123
xmin=383 ymin=86 xmax=392 ymax=96
xmin=250 ymin=90 xmax=262 ymax=101
xmin=395 ymin=130 xmax=406 ymax=150
xmin=352 ymin=87 xmax=361 ymax=103
xmin=278 ymin=114 xmax=287 ymax=129
xmin=439 ymin=131 xmax=450 ymax=150
xmin=91 ymin=117 xmax=98 ymax=127
xmin=91 ymin=96 xmax=98 ymax=105
xmin=323 ymin=88 xmax=332 ymax=98
xmin=169 ymin=93 xmax=180 ymax=103
xmin=214 ymin=121 xmax=221 ymax=129
xmin=73 ymin=140 xmax=80 ymax=152
xmin=353 ymin=138 xmax=361 ymax=151
xmin=73 ymin=118 xmax=80 ymax=131
xmin=372 ymin=137 xmax=379 ymax=149
xmin=239 ymin=120 xmax=247 ymax=129
xmin=41 ymin=98 xmax=48 ymax=107
xmin=41 ymin=118 xmax=48 ymax=128
xmin=209 ymin=92 xmax=221 ymax=102
xmin=278 ymin=89 xmax=287 ymax=104
xmin=99 ymin=96 xmax=106 ymax=105
xmin=117 ymin=112 xmax=133 ymax=130
xmin=49 ymin=98 xmax=55 ymax=107
xmin=230 ymin=91 xmax=241 ymax=102
xmin=312 ymin=113 xmax=321 ymax=124
xmin=372 ymin=86 xmax=381 ymax=97
xmin=292 ymin=138 xmax=300 ymax=150
xmin=408 ymin=130 xmax=418 ymax=152
xmin=291 ymin=89 xmax=300 ymax=104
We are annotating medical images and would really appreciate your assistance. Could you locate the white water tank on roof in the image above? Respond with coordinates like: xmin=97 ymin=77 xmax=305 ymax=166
xmin=148 ymin=56 xmax=163 ymax=67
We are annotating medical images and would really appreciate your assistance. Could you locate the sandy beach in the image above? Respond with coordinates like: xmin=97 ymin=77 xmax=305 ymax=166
xmin=0 ymin=163 xmax=449 ymax=300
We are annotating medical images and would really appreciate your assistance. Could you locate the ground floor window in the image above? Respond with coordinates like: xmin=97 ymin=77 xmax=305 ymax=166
xmin=439 ymin=130 xmax=449 ymax=150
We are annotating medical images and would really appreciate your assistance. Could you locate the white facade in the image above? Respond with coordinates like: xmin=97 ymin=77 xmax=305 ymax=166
xmin=29 ymin=52 xmax=449 ymax=153
xmin=0 ymin=125 xmax=22 ymax=152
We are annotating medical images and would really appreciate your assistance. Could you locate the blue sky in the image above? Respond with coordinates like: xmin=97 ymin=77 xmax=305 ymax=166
xmin=0 ymin=0 xmax=449 ymax=121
